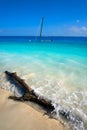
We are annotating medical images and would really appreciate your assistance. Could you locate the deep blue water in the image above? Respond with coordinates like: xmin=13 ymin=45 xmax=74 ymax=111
xmin=0 ymin=36 xmax=87 ymax=43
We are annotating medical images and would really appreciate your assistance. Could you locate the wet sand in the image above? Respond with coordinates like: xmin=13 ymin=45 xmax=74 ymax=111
xmin=0 ymin=89 xmax=66 ymax=130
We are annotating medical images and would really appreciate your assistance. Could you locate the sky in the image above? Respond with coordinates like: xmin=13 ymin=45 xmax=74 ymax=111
xmin=0 ymin=0 xmax=87 ymax=36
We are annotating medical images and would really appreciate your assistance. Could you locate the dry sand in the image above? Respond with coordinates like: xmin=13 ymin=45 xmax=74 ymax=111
xmin=0 ymin=89 xmax=67 ymax=130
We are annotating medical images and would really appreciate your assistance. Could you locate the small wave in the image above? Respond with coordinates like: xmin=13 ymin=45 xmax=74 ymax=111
xmin=51 ymin=103 xmax=85 ymax=130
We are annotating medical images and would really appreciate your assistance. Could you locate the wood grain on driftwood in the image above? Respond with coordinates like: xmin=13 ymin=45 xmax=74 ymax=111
xmin=5 ymin=71 xmax=54 ymax=110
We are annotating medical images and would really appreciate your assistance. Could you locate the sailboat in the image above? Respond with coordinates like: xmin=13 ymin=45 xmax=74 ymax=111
xmin=39 ymin=17 xmax=52 ymax=42
xmin=29 ymin=17 xmax=44 ymax=42
xmin=29 ymin=17 xmax=52 ymax=42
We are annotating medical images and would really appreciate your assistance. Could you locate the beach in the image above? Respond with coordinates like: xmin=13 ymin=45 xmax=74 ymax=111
xmin=0 ymin=89 xmax=66 ymax=130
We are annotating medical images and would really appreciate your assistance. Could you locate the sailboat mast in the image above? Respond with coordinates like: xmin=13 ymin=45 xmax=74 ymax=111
xmin=40 ymin=17 xmax=44 ymax=38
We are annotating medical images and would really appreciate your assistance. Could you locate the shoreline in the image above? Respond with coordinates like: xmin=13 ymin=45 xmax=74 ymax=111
xmin=0 ymin=89 xmax=67 ymax=130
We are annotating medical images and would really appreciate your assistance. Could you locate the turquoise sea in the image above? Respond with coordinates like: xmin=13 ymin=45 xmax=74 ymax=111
xmin=0 ymin=36 xmax=87 ymax=130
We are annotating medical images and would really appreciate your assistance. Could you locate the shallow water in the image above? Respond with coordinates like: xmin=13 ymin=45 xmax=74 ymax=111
xmin=0 ymin=37 xmax=87 ymax=130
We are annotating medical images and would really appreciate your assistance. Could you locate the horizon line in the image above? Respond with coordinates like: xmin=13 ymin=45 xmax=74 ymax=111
xmin=0 ymin=36 xmax=87 ymax=38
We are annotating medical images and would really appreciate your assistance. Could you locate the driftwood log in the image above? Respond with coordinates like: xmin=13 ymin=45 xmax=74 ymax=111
xmin=5 ymin=71 xmax=54 ymax=110
xmin=5 ymin=71 xmax=81 ymax=125
xmin=4 ymin=71 xmax=83 ymax=130
xmin=5 ymin=70 xmax=82 ymax=126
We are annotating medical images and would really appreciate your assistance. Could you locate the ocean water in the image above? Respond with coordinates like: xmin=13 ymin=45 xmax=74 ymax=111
xmin=0 ymin=36 xmax=87 ymax=130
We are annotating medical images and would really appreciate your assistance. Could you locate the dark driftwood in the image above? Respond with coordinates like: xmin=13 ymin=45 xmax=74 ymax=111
xmin=5 ymin=71 xmax=82 ymax=126
xmin=5 ymin=71 xmax=54 ymax=110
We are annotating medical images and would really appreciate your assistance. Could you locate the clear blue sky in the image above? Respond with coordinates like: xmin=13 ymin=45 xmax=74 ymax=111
xmin=0 ymin=0 xmax=87 ymax=36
